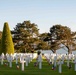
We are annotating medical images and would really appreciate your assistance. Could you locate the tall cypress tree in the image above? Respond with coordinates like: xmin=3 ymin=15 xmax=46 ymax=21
xmin=0 ymin=22 xmax=14 ymax=54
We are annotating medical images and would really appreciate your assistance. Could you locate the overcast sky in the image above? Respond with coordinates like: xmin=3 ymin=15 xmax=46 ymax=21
xmin=0 ymin=0 xmax=76 ymax=33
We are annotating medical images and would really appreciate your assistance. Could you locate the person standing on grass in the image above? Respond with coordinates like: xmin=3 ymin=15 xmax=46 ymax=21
xmin=37 ymin=51 xmax=42 ymax=69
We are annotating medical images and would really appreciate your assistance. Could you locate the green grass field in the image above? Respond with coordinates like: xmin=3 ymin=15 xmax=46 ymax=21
xmin=0 ymin=59 xmax=76 ymax=75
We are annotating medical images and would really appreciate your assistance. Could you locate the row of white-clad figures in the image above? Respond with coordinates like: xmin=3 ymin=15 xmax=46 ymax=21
xmin=44 ymin=54 xmax=76 ymax=73
xmin=0 ymin=53 xmax=32 ymax=71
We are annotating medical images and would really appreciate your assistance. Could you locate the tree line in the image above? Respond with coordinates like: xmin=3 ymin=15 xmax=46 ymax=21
xmin=0 ymin=21 xmax=76 ymax=54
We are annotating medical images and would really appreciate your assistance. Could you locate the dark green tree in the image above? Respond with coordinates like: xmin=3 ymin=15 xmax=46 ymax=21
xmin=11 ymin=21 xmax=39 ymax=53
xmin=37 ymin=33 xmax=50 ymax=50
xmin=47 ymin=25 xmax=72 ymax=53
xmin=0 ymin=22 xmax=14 ymax=54
xmin=37 ymin=41 xmax=50 ymax=50
xmin=0 ymin=31 xmax=2 ymax=51
xmin=0 ymin=31 xmax=2 ymax=39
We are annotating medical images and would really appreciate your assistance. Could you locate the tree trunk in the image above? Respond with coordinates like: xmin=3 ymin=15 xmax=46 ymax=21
xmin=68 ymin=49 xmax=72 ymax=54
xmin=66 ymin=46 xmax=72 ymax=54
xmin=52 ymin=50 xmax=56 ymax=53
